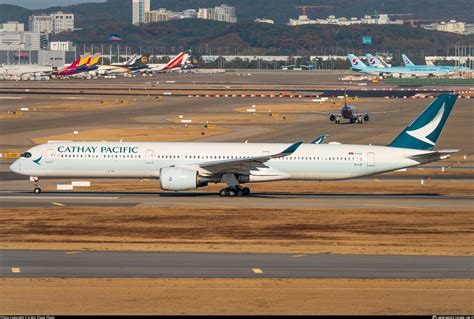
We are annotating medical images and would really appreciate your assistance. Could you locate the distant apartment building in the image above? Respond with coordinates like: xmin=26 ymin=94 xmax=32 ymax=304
xmin=289 ymin=14 xmax=402 ymax=26
xmin=199 ymin=5 xmax=238 ymax=22
xmin=0 ymin=21 xmax=25 ymax=32
xmin=422 ymin=20 xmax=466 ymax=34
xmin=132 ymin=0 xmax=150 ymax=25
xmin=254 ymin=18 xmax=274 ymax=24
xmin=136 ymin=3 xmax=237 ymax=25
xmin=465 ymin=24 xmax=474 ymax=35
xmin=29 ymin=12 xmax=74 ymax=33
xmin=0 ymin=30 xmax=41 ymax=50
xmin=144 ymin=8 xmax=198 ymax=23
xmin=213 ymin=5 xmax=237 ymax=23
xmin=144 ymin=9 xmax=170 ymax=23
xmin=50 ymin=41 xmax=76 ymax=51
xmin=29 ymin=15 xmax=53 ymax=33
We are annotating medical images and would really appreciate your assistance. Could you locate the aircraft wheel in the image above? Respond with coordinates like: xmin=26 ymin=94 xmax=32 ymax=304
xmin=219 ymin=189 xmax=228 ymax=197
xmin=236 ymin=189 xmax=244 ymax=197
xmin=242 ymin=187 xmax=250 ymax=196
xmin=33 ymin=187 xmax=42 ymax=194
xmin=228 ymin=190 xmax=236 ymax=197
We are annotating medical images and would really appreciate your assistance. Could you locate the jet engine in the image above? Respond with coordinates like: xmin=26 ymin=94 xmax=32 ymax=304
xmin=364 ymin=114 xmax=370 ymax=122
xmin=159 ymin=167 xmax=208 ymax=191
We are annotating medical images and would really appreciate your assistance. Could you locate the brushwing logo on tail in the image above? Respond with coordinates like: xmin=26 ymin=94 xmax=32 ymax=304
xmin=406 ymin=103 xmax=445 ymax=146
xmin=369 ymin=58 xmax=375 ymax=65
xmin=351 ymin=58 xmax=358 ymax=65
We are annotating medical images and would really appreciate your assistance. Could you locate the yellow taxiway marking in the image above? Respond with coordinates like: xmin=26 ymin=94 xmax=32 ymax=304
xmin=292 ymin=255 xmax=306 ymax=258
xmin=64 ymin=251 xmax=80 ymax=255
xmin=11 ymin=267 xmax=20 ymax=273
xmin=252 ymin=268 xmax=263 ymax=274
xmin=51 ymin=202 xmax=66 ymax=207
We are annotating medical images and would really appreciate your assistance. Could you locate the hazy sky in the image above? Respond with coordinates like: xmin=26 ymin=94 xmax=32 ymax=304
xmin=0 ymin=0 xmax=106 ymax=9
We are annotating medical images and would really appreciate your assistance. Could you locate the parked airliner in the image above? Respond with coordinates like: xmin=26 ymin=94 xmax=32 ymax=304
xmin=10 ymin=94 xmax=458 ymax=197
xmin=348 ymin=54 xmax=451 ymax=77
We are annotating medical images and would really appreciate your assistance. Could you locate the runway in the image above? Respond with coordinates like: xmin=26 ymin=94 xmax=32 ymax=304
xmin=1 ymin=250 xmax=472 ymax=278
xmin=0 ymin=190 xmax=472 ymax=209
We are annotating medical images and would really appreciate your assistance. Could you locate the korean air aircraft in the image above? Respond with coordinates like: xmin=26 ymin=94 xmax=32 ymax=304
xmin=10 ymin=94 xmax=458 ymax=197
xmin=365 ymin=53 xmax=388 ymax=68
xmin=402 ymin=54 xmax=470 ymax=73
xmin=348 ymin=54 xmax=451 ymax=77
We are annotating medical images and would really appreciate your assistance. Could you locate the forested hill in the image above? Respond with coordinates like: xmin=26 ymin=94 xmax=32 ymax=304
xmin=53 ymin=19 xmax=474 ymax=56
xmin=1 ymin=0 xmax=473 ymax=27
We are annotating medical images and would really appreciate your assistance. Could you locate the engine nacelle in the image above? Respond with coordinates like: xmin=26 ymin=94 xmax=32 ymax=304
xmin=364 ymin=114 xmax=370 ymax=122
xmin=329 ymin=114 xmax=336 ymax=122
xmin=159 ymin=167 xmax=208 ymax=191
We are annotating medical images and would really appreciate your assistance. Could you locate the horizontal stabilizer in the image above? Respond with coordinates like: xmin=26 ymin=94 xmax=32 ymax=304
xmin=407 ymin=149 xmax=458 ymax=161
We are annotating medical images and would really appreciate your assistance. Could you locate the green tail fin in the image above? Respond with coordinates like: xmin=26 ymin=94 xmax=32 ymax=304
xmin=388 ymin=94 xmax=458 ymax=150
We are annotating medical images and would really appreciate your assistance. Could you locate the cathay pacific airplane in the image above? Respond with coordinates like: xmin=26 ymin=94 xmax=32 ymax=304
xmin=10 ymin=94 xmax=458 ymax=197
xmin=348 ymin=54 xmax=451 ymax=77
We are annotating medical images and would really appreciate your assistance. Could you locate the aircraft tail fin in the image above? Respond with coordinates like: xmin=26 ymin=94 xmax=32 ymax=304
xmin=78 ymin=53 xmax=91 ymax=67
xmin=347 ymin=54 xmax=367 ymax=69
xmin=365 ymin=54 xmax=382 ymax=67
xmin=88 ymin=53 xmax=101 ymax=66
xmin=164 ymin=52 xmax=187 ymax=70
xmin=388 ymin=94 xmax=458 ymax=150
xmin=402 ymin=54 xmax=416 ymax=66
xmin=66 ymin=55 xmax=83 ymax=69
xmin=131 ymin=53 xmax=150 ymax=66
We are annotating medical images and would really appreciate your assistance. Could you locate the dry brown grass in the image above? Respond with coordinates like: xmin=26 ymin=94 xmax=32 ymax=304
xmin=31 ymin=125 xmax=230 ymax=144
xmin=32 ymin=99 xmax=137 ymax=110
xmin=166 ymin=113 xmax=296 ymax=124
xmin=234 ymin=101 xmax=340 ymax=113
xmin=52 ymin=179 xmax=474 ymax=195
xmin=0 ymin=206 xmax=472 ymax=256
xmin=1 ymin=278 xmax=472 ymax=315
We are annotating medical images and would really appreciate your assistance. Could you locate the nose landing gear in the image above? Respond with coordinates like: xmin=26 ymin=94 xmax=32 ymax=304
xmin=31 ymin=177 xmax=41 ymax=194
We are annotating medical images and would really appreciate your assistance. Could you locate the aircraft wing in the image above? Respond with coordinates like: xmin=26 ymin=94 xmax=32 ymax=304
xmin=177 ymin=141 xmax=303 ymax=175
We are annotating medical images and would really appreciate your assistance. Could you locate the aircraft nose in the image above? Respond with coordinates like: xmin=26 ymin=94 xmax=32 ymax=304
xmin=9 ymin=159 xmax=21 ymax=174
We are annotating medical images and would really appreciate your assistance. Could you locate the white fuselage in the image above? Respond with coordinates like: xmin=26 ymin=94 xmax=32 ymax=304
xmin=11 ymin=141 xmax=435 ymax=182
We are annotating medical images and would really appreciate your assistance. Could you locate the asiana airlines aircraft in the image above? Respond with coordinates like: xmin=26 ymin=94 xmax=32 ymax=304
xmin=10 ymin=94 xmax=459 ymax=197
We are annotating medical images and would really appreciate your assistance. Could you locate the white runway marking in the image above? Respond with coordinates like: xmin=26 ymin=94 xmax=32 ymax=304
xmin=51 ymin=202 xmax=66 ymax=206
xmin=252 ymin=268 xmax=263 ymax=274
xmin=11 ymin=267 xmax=21 ymax=273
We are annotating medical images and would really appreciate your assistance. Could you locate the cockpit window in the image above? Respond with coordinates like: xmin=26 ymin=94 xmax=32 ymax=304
xmin=21 ymin=152 xmax=32 ymax=158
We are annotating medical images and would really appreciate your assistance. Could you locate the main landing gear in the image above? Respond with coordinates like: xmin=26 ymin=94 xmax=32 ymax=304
xmin=219 ymin=186 xmax=251 ymax=197
xmin=32 ymin=177 xmax=41 ymax=194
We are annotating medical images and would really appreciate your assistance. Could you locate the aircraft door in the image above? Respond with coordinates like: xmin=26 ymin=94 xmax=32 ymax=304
xmin=45 ymin=149 xmax=54 ymax=163
xmin=367 ymin=152 xmax=375 ymax=167
xmin=145 ymin=149 xmax=154 ymax=164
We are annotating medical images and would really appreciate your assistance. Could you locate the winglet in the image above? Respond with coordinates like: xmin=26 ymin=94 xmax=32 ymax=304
xmin=278 ymin=140 xmax=304 ymax=156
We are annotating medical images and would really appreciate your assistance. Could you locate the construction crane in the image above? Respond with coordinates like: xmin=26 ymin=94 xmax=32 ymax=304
xmin=295 ymin=5 xmax=334 ymax=16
